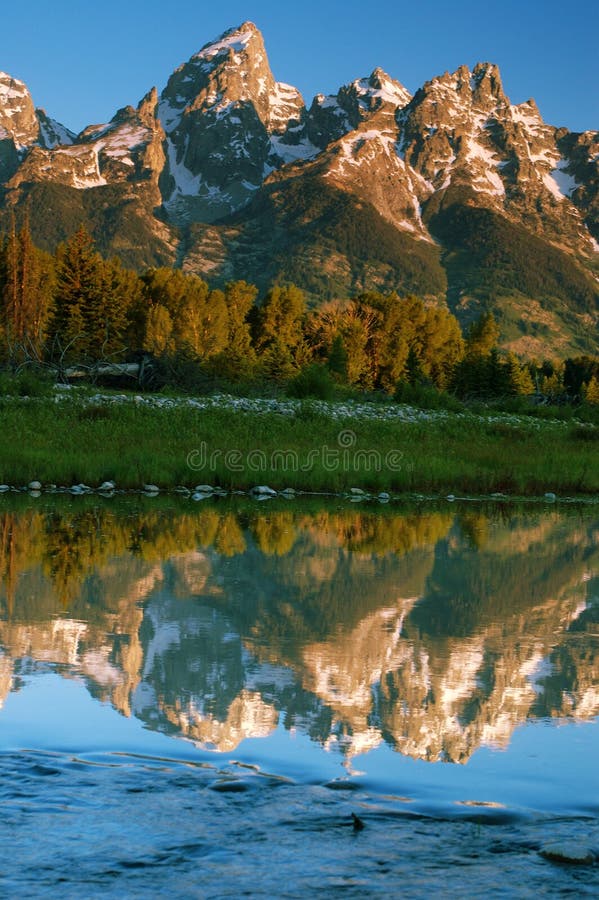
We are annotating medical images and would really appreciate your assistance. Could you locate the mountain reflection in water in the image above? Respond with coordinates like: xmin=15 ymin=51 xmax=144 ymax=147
xmin=0 ymin=503 xmax=597 ymax=764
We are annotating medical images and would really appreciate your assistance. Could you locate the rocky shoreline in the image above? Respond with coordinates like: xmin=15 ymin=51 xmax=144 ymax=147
xmin=0 ymin=480 xmax=591 ymax=506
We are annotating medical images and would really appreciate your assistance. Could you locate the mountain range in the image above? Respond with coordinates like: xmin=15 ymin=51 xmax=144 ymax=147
xmin=1 ymin=22 xmax=598 ymax=356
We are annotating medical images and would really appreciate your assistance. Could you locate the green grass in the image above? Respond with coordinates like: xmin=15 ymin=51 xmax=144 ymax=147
xmin=0 ymin=394 xmax=597 ymax=495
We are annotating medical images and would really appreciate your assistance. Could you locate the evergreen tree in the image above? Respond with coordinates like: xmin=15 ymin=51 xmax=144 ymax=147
xmin=1 ymin=215 xmax=55 ymax=363
xmin=405 ymin=344 xmax=426 ymax=385
xmin=327 ymin=334 xmax=348 ymax=383
xmin=506 ymin=353 xmax=535 ymax=395
xmin=88 ymin=256 xmax=134 ymax=359
xmin=564 ymin=356 xmax=599 ymax=397
xmin=260 ymin=339 xmax=300 ymax=380
xmin=465 ymin=311 xmax=500 ymax=358
xmin=452 ymin=311 xmax=503 ymax=398
xmin=2 ymin=217 xmax=20 ymax=356
xmin=50 ymin=226 xmax=106 ymax=362
xmin=362 ymin=291 xmax=412 ymax=391
xmin=210 ymin=280 xmax=259 ymax=378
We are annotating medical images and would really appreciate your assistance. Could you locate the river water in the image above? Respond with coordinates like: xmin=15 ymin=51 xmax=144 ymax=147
xmin=0 ymin=498 xmax=598 ymax=897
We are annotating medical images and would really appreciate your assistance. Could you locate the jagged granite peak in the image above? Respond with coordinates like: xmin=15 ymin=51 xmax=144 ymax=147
xmin=9 ymin=85 xmax=165 ymax=193
xmin=0 ymin=71 xmax=39 ymax=148
xmin=342 ymin=68 xmax=412 ymax=119
xmin=391 ymin=60 xmax=598 ymax=257
xmin=36 ymin=109 xmax=76 ymax=149
xmin=157 ymin=21 xmax=317 ymax=222
xmin=0 ymin=71 xmax=75 ymax=152
xmin=306 ymin=68 xmax=411 ymax=147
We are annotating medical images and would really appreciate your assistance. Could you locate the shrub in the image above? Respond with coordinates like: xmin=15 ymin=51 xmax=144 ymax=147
xmin=287 ymin=364 xmax=336 ymax=400
xmin=395 ymin=381 xmax=464 ymax=412
xmin=0 ymin=369 xmax=54 ymax=398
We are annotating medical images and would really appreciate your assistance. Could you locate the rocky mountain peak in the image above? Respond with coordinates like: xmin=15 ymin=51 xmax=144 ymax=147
xmin=367 ymin=67 xmax=412 ymax=107
xmin=336 ymin=69 xmax=412 ymax=128
xmin=471 ymin=61 xmax=508 ymax=109
xmin=192 ymin=21 xmax=262 ymax=64
xmin=159 ymin=21 xmax=280 ymax=132
xmin=108 ymin=87 xmax=159 ymax=130
xmin=157 ymin=21 xmax=312 ymax=222
xmin=138 ymin=86 xmax=159 ymax=121
xmin=412 ymin=61 xmax=507 ymax=116
xmin=0 ymin=71 xmax=39 ymax=148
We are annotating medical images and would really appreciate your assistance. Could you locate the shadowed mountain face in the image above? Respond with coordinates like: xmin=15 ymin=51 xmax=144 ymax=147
xmin=0 ymin=503 xmax=597 ymax=763
xmin=0 ymin=22 xmax=597 ymax=353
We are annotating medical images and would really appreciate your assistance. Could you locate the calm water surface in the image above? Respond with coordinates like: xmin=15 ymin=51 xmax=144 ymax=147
xmin=1 ymin=498 xmax=598 ymax=897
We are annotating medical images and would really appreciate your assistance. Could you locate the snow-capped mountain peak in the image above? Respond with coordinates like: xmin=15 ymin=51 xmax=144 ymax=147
xmin=192 ymin=21 xmax=260 ymax=65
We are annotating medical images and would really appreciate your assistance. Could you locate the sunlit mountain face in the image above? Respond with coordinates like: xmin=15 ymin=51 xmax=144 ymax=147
xmin=1 ymin=21 xmax=598 ymax=354
xmin=1 ymin=502 xmax=597 ymax=762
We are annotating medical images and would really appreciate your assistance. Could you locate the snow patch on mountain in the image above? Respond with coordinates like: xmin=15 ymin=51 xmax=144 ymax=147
xmin=337 ymin=129 xmax=399 ymax=166
xmin=353 ymin=73 xmax=412 ymax=109
xmin=165 ymin=136 xmax=203 ymax=197
xmin=192 ymin=24 xmax=255 ymax=66
xmin=464 ymin=138 xmax=505 ymax=196
xmin=0 ymin=73 xmax=28 ymax=101
xmin=542 ymin=159 xmax=579 ymax=202
xmin=0 ymin=71 xmax=39 ymax=148
xmin=315 ymin=94 xmax=346 ymax=113
xmin=511 ymin=103 xmax=543 ymax=131
xmin=157 ymin=97 xmax=182 ymax=134
xmin=549 ymin=159 xmax=579 ymax=197
xmin=268 ymin=81 xmax=304 ymax=129
xmin=53 ymin=145 xmax=107 ymax=189
xmin=269 ymin=133 xmax=319 ymax=165
xmin=37 ymin=115 xmax=74 ymax=148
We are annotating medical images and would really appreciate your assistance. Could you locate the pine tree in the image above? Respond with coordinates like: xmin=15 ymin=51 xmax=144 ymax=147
xmin=88 ymin=256 xmax=132 ymax=359
xmin=327 ymin=334 xmax=348 ymax=383
xmin=506 ymin=353 xmax=535 ymax=395
xmin=465 ymin=311 xmax=500 ymax=358
xmin=50 ymin=227 xmax=105 ymax=362
xmin=1 ymin=214 xmax=55 ymax=363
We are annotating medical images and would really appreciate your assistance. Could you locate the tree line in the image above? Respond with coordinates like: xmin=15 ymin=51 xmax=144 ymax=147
xmin=1 ymin=221 xmax=597 ymax=402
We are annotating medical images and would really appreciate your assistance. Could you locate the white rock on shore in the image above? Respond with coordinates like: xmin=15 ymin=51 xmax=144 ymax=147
xmin=251 ymin=485 xmax=277 ymax=497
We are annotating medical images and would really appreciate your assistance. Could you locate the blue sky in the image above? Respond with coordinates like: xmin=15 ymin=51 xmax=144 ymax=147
xmin=1 ymin=0 xmax=597 ymax=134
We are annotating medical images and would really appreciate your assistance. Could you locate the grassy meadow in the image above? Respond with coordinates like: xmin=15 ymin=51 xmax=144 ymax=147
xmin=0 ymin=392 xmax=597 ymax=496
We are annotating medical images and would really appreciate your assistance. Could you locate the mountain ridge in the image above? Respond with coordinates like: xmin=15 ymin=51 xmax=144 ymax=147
xmin=0 ymin=21 xmax=597 ymax=356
